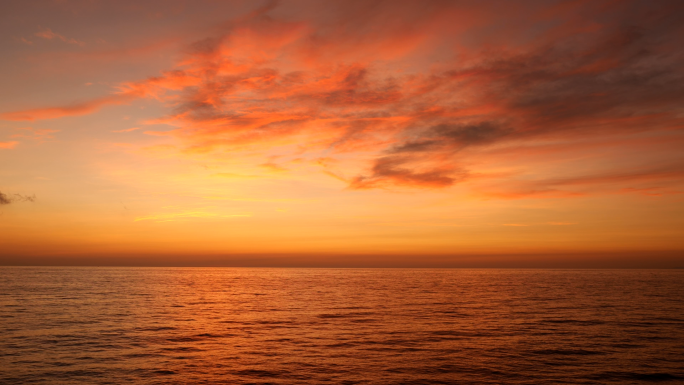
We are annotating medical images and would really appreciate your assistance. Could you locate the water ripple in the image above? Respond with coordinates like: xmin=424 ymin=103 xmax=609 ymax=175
xmin=0 ymin=267 xmax=683 ymax=384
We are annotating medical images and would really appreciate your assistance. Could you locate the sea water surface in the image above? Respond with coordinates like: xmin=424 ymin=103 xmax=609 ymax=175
xmin=0 ymin=268 xmax=683 ymax=384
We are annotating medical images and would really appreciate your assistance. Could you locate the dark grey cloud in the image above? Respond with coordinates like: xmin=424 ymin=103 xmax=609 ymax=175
xmin=0 ymin=192 xmax=10 ymax=205
xmin=350 ymin=156 xmax=468 ymax=189
xmin=0 ymin=191 xmax=36 ymax=205
xmin=350 ymin=0 xmax=684 ymax=189
xmin=392 ymin=122 xmax=510 ymax=154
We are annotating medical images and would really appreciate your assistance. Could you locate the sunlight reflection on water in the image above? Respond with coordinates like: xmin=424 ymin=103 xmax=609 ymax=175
xmin=1 ymin=268 xmax=683 ymax=384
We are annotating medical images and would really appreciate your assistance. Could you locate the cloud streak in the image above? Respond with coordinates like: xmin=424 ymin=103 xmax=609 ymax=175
xmin=0 ymin=192 xmax=36 ymax=205
xmin=475 ymin=162 xmax=684 ymax=199
xmin=34 ymin=28 xmax=85 ymax=47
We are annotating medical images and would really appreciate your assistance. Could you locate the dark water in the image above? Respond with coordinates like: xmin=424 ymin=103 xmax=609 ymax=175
xmin=1 ymin=268 xmax=683 ymax=384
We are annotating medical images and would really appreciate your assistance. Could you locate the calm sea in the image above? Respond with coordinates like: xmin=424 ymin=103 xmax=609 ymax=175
xmin=1 ymin=268 xmax=683 ymax=384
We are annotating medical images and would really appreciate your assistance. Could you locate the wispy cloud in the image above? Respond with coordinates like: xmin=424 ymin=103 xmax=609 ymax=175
xmin=475 ymin=162 xmax=684 ymax=199
xmin=1 ymin=93 xmax=139 ymax=121
xmin=112 ymin=127 xmax=141 ymax=133
xmin=34 ymin=28 xmax=85 ymax=47
xmin=11 ymin=127 xmax=59 ymax=141
xmin=0 ymin=192 xmax=36 ymax=205
xmin=18 ymin=37 xmax=34 ymax=45
xmin=134 ymin=211 xmax=251 ymax=222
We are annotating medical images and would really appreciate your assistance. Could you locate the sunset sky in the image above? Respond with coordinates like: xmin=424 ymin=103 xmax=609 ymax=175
xmin=1 ymin=0 xmax=683 ymax=266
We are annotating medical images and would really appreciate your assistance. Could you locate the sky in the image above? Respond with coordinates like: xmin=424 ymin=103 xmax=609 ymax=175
xmin=1 ymin=0 xmax=683 ymax=267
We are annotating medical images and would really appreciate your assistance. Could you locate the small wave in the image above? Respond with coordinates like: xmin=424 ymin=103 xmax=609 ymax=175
xmin=161 ymin=346 xmax=205 ymax=353
xmin=165 ymin=333 xmax=221 ymax=342
xmin=137 ymin=326 xmax=177 ymax=332
xmin=588 ymin=371 xmax=682 ymax=382
xmin=350 ymin=318 xmax=377 ymax=323
xmin=50 ymin=362 xmax=74 ymax=367
xmin=531 ymin=349 xmax=604 ymax=356
xmin=541 ymin=319 xmax=605 ymax=326
xmin=325 ymin=342 xmax=357 ymax=348
xmin=652 ymin=317 xmax=684 ymax=323
xmin=123 ymin=352 xmax=163 ymax=358
xmin=317 ymin=312 xmax=376 ymax=319
xmin=166 ymin=336 xmax=199 ymax=342
xmin=153 ymin=370 xmax=176 ymax=375
xmin=196 ymin=333 xmax=220 ymax=338
xmin=50 ymin=369 xmax=105 ymax=378
xmin=235 ymin=369 xmax=284 ymax=378
xmin=255 ymin=320 xmax=293 ymax=325
xmin=610 ymin=343 xmax=643 ymax=349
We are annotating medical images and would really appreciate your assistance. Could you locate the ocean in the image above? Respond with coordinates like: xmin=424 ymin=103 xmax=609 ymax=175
xmin=1 ymin=267 xmax=682 ymax=384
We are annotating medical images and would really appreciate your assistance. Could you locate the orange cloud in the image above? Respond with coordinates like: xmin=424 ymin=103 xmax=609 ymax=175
xmin=0 ymin=141 xmax=19 ymax=149
xmin=1 ymin=95 xmax=127 ymax=121
xmin=4 ymin=0 xmax=684 ymax=196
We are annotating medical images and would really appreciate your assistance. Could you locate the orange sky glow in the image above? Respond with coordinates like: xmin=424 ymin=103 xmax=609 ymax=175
xmin=1 ymin=0 xmax=683 ymax=267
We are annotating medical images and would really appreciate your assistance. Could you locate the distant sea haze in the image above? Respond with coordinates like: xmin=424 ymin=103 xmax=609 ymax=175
xmin=1 ymin=268 xmax=683 ymax=384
